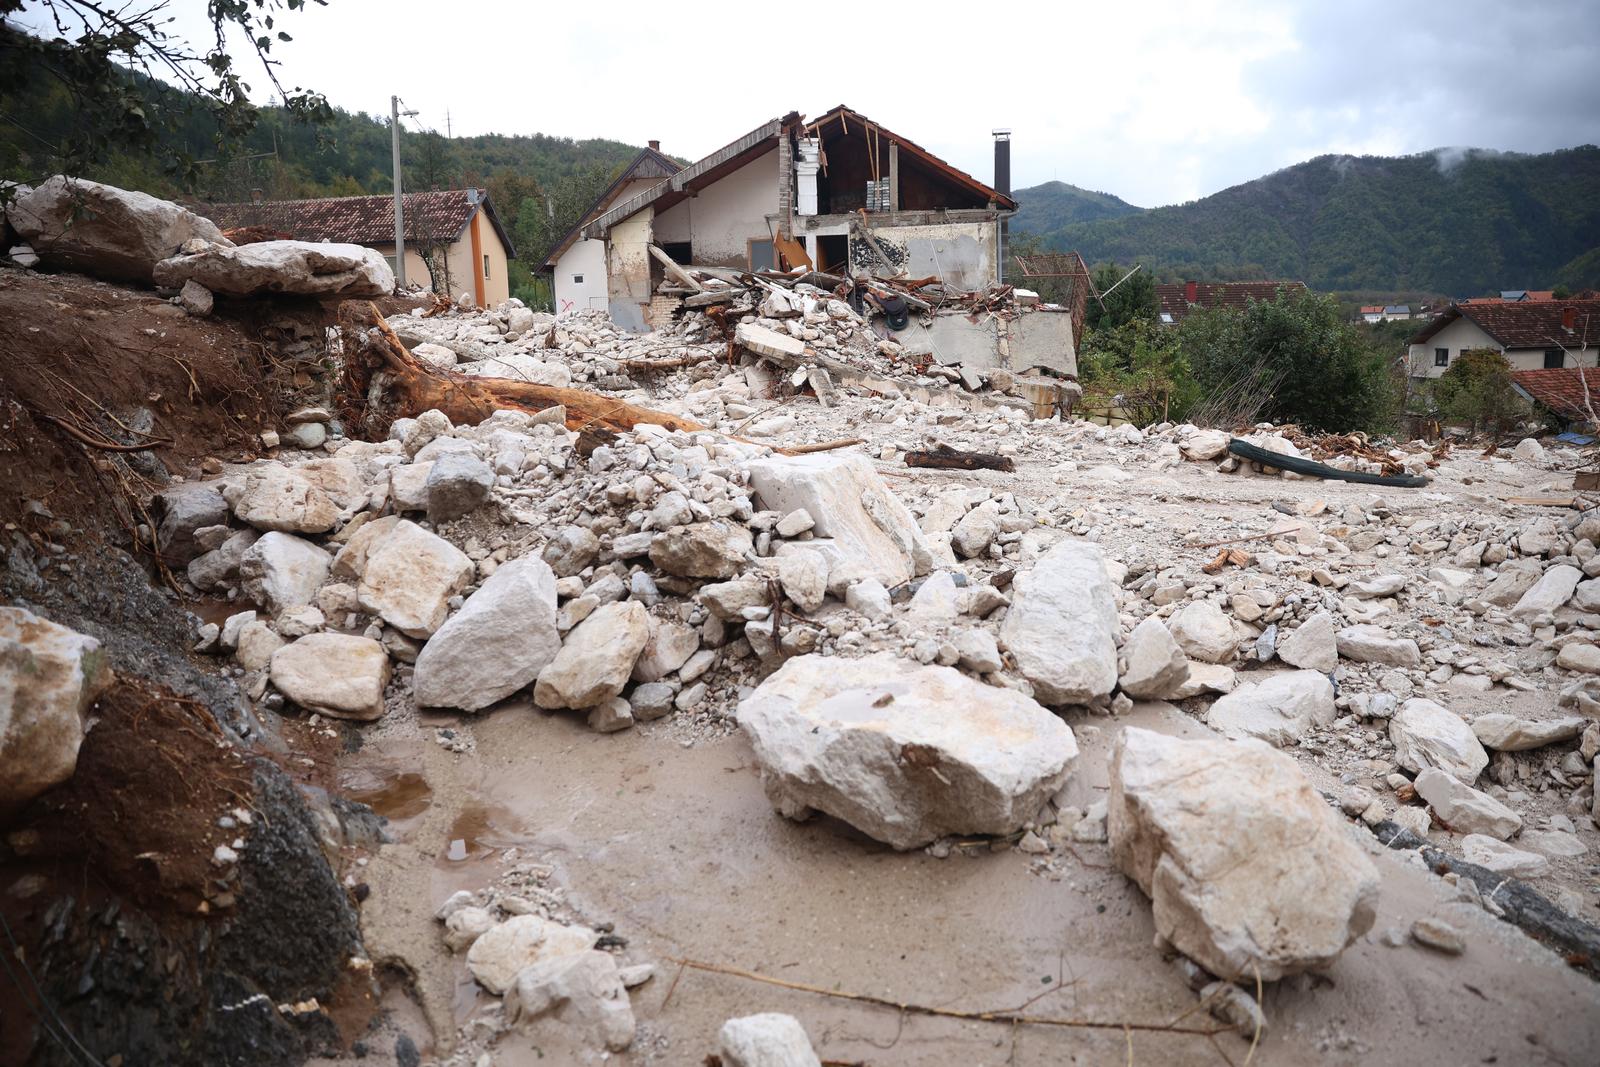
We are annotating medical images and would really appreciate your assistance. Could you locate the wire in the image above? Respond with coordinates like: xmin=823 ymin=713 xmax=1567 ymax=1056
xmin=0 ymin=908 xmax=106 ymax=1067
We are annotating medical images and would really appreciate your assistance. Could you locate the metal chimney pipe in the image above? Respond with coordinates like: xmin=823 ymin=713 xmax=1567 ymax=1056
xmin=993 ymin=129 xmax=1011 ymax=284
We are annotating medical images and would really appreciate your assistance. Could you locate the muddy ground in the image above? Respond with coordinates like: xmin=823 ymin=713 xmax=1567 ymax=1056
xmin=2 ymin=268 xmax=1598 ymax=1066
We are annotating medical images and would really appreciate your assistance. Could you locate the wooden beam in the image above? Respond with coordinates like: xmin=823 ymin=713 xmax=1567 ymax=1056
xmin=648 ymin=244 xmax=703 ymax=291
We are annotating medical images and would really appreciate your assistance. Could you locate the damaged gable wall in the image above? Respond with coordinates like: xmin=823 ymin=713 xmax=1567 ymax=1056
xmin=607 ymin=209 xmax=655 ymax=332
xmin=851 ymin=220 xmax=999 ymax=293
xmin=653 ymin=148 xmax=781 ymax=268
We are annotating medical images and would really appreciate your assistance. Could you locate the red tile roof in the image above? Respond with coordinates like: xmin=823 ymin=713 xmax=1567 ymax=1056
xmin=1359 ymin=305 xmax=1385 ymax=314
xmin=1155 ymin=281 xmax=1307 ymax=321
xmin=204 ymin=190 xmax=514 ymax=256
xmin=1410 ymin=299 xmax=1600 ymax=350
xmin=1511 ymin=368 xmax=1600 ymax=420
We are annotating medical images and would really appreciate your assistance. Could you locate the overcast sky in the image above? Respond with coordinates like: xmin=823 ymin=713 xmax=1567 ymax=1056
xmin=21 ymin=0 xmax=1600 ymax=206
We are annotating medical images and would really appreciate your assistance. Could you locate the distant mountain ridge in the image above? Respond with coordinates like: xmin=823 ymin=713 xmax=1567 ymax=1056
xmin=1012 ymin=146 xmax=1600 ymax=295
xmin=1009 ymin=180 xmax=1141 ymax=232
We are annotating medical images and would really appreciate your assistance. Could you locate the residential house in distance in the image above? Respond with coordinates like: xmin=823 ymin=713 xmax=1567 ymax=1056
xmin=548 ymin=105 xmax=1018 ymax=333
xmin=1359 ymin=304 xmax=1385 ymax=324
xmin=207 ymin=189 xmax=514 ymax=308
xmin=1153 ymin=280 xmax=1308 ymax=325
xmin=1382 ymin=304 xmax=1411 ymax=321
xmin=540 ymin=142 xmax=682 ymax=316
xmin=1405 ymin=298 xmax=1600 ymax=379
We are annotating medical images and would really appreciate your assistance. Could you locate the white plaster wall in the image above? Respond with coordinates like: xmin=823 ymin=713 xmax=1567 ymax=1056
xmin=554 ymin=238 xmax=609 ymax=316
xmin=1506 ymin=346 xmax=1599 ymax=371
xmin=681 ymin=148 xmax=779 ymax=266
xmin=653 ymin=198 xmax=691 ymax=245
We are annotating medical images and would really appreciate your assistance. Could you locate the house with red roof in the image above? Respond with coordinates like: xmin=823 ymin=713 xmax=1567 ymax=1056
xmin=1153 ymin=280 xmax=1308 ymax=325
xmin=555 ymin=105 xmax=1017 ymax=331
xmin=206 ymin=188 xmax=514 ymax=308
xmin=1406 ymin=299 xmax=1600 ymax=379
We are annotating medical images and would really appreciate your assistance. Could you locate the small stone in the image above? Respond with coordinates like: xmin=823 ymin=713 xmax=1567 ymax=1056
xmin=1410 ymin=917 xmax=1466 ymax=955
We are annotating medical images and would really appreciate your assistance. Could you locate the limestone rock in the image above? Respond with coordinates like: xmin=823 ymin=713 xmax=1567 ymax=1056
xmin=1170 ymin=601 xmax=1238 ymax=664
xmin=1203 ymin=671 xmax=1335 ymax=747
xmin=187 ymin=528 xmax=259 ymax=591
xmin=1461 ymin=835 xmax=1549 ymax=878
xmin=1276 ymin=610 xmax=1337 ymax=672
xmin=534 ymin=601 xmax=649 ymax=709
xmin=1471 ymin=713 xmax=1587 ymax=752
xmin=631 ymin=616 xmax=700 ymax=682
xmin=1180 ymin=429 xmax=1231 ymax=461
xmin=425 ymin=451 xmax=493 ymax=521
xmin=465 ymin=914 xmax=597 ymax=995
xmin=357 ymin=520 xmax=474 ymax=638
xmin=952 ymin=501 xmax=1002 ymax=558
xmin=330 ymin=515 xmax=401 ymax=581
xmin=845 ymin=578 xmax=892 ymax=620
xmin=1510 ymin=564 xmax=1581 ymax=618
xmin=1118 ymin=617 xmax=1189 ymax=700
xmin=649 ymin=521 xmax=753 ymax=579
xmin=7 ymin=175 xmax=229 ymax=283
xmin=0 ymin=607 xmax=113 ymax=816
xmin=502 ymin=950 xmax=635 ymax=1053
xmin=153 ymin=481 xmax=229 ymax=563
xmin=1108 ymin=727 xmax=1379 ymax=982
xmin=952 ymin=628 xmax=1003 ymax=674
xmin=542 ymin=525 xmax=600 ymax=578
xmin=718 ymin=1013 xmax=822 ymax=1067
xmin=413 ymin=557 xmax=561 ymax=711
xmin=226 ymin=465 xmax=340 ymax=534
xmin=1555 ymin=642 xmax=1600 ymax=674
xmin=1000 ymin=541 xmax=1119 ymax=704
xmin=746 ymin=453 xmax=930 ymax=594
xmin=1413 ymin=768 xmax=1521 ymax=840
xmin=775 ymin=552 xmax=828 ymax=613
xmin=736 ymin=652 xmax=1078 ymax=850
xmin=238 ymin=532 xmax=331 ymax=616
xmin=1169 ymin=662 xmax=1236 ymax=699
xmin=234 ymin=621 xmax=285 ymax=672
xmin=1335 ymin=624 xmax=1422 ymax=667
xmin=1483 ymin=559 xmax=1543 ymax=607
xmin=153 ymin=239 xmax=393 ymax=298
xmin=269 ymin=633 xmax=390 ymax=721
xmin=1389 ymin=698 xmax=1488 ymax=782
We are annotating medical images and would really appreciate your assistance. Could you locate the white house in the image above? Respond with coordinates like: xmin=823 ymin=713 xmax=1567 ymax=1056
xmin=1406 ymin=299 xmax=1600 ymax=379
xmin=544 ymin=105 xmax=1017 ymax=332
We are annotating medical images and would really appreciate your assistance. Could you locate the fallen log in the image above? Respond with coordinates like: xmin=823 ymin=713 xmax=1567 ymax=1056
xmin=905 ymin=445 xmax=1015 ymax=473
xmin=338 ymin=302 xmax=706 ymax=437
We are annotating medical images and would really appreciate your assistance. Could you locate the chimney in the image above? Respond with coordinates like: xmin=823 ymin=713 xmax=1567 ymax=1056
xmin=1563 ymin=306 xmax=1578 ymax=330
xmin=1185 ymin=281 xmax=1198 ymax=304
xmin=795 ymin=138 xmax=821 ymax=217
xmin=993 ymin=130 xmax=1011 ymax=283
xmin=648 ymin=139 xmax=660 ymax=152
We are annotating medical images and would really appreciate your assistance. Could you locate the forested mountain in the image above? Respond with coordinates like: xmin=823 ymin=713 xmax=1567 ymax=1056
xmin=1014 ymin=147 xmax=1600 ymax=295
xmin=1009 ymin=180 xmax=1141 ymax=232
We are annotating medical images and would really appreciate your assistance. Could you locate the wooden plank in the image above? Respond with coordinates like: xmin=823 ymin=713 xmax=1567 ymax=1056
xmin=648 ymin=244 xmax=703 ymax=292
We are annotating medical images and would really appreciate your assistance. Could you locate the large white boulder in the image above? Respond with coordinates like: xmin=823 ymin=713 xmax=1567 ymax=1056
xmin=153 ymin=239 xmax=393 ymax=298
xmin=1510 ymin=564 xmax=1582 ymax=619
xmin=0 ymin=607 xmax=113 ymax=815
xmin=718 ymin=1013 xmax=822 ymax=1067
xmin=7 ymin=175 xmax=229 ymax=283
xmin=269 ymin=633 xmax=391 ymax=721
xmin=534 ymin=601 xmax=649 ymax=709
xmin=1169 ymin=601 xmax=1238 ymax=664
xmin=1389 ymin=698 xmax=1488 ymax=782
xmin=1000 ymin=541 xmax=1119 ymax=704
xmin=736 ymin=652 xmax=1078 ymax=850
xmin=356 ymin=520 xmax=474 ymax=638
xmin=502 ymin=950 xmax=635 ymax=1053
xmin=465 ymin=914 xmax=597 ymax=994
xmin=225 ymin=465 xmax=340 ymax=534
xmin=1413 ymin=768 xmax=1521 ymax=840
xmin=1118 ymin=616 xmax=1189 ymax=700
xmin=413 ymin=557 xmax=561 ymax=711
xmin=1470 ymin=713 xmax=1588 ymax=752
xmin=1275 ymin=610 xmax=1337 ymax=672
xmin=1108 ymin=727 xmax=1379 ymax=982
xmin=1203 ymin=670 xmax=1335 ymax=747
xmin=238 ymin=532 xmax=331 ymax=616
xmin=746 ymin=453 xmax=930 ymax=595
xmin=1335 ymin=624 xmax=1422 ymax=667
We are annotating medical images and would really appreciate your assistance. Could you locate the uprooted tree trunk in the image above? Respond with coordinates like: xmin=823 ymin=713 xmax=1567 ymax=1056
xmin=337 ymin=301 xmax=707 ymax=438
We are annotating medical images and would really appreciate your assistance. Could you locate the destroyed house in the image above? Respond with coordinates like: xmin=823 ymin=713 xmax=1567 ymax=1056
xmin=540 ymin=142 xmax=684 ymax=316
xmin=1405 ymin=299 xmax=1600 ymax=379
xmin=550 ymin=105 xmax=1018 ymax=332
xmin=1154 ymin=280 xmax=1308 ymax=324
xmin=206 ymin=189 xmax=514 ymax=308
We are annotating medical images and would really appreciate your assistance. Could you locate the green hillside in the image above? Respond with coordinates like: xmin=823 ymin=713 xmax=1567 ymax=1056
xmin=1017 ymin=147 xmax=1600 ymax=295
xmin=1010 ymin=180 xmax=1141 ymax=232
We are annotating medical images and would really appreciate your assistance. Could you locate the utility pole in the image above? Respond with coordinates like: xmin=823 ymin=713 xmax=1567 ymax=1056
xmin=390 ymin=94 xmax=418 ymax=287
